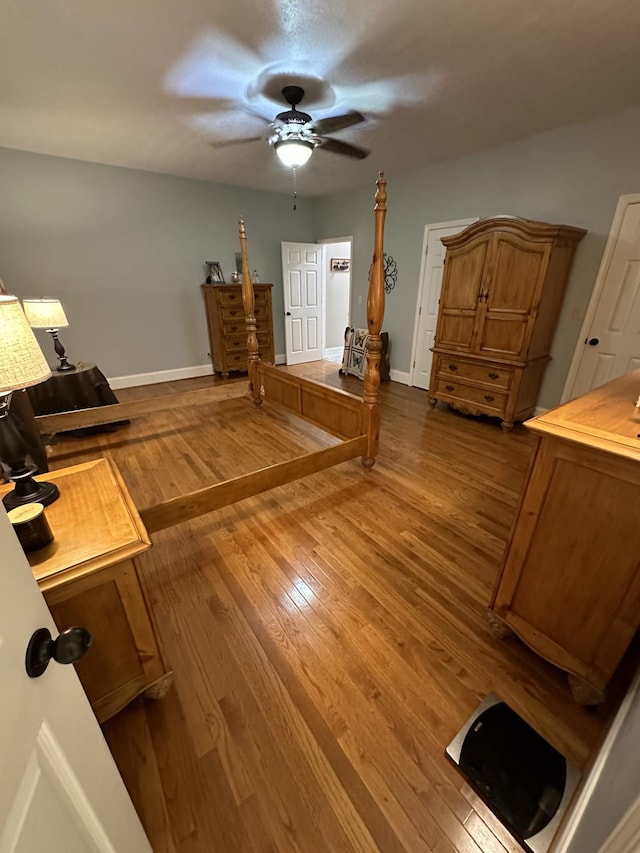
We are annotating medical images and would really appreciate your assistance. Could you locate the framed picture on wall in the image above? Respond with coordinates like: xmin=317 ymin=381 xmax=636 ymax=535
xmin=330 ymin=258 xmax=351 ymax=272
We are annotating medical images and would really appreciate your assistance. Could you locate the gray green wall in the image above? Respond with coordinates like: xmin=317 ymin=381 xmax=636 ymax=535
xmin=315 ymin=104 xmax=640 ymax=409
xmin=2 ymin=103 xmax=640 ymax=407
xmin=0 ymin=148 xmax=315 ymax=377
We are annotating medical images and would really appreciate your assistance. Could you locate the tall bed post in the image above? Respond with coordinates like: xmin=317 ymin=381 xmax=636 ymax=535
xmin=361 ymin=171 xmax=387 ymax=470
xmin=238 ymin=217 xmax=262 ymax=406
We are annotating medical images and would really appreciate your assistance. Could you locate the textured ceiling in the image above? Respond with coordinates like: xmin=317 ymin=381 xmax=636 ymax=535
xmin=1 ymin=0 xmax=640 ymax=197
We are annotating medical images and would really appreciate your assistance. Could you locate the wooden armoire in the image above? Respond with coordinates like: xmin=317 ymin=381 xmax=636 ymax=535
xmin=427 ymin=217 xmax=586 ymax=431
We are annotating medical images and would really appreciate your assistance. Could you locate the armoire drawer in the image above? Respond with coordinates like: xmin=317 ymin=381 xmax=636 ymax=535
xmin=434 ymin=377 xmax=508 ymax=415
xmin=436 ymin=356 xmax=513 ymax=390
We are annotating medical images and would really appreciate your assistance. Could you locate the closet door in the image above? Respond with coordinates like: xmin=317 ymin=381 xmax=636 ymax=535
xmin=474 ymin=233 xmax=550 ymax=360
xmin=435 ymin=237 xmax=489 ymax=352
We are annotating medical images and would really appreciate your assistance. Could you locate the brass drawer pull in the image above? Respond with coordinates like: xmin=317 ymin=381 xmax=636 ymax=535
xmin=488 ymin=372 xmax=499 ymax=380
xmin=446 ymin=384 xmax=455 ymax=392
xmin=448 ymin=364 xmax=458 ymax=371
xmin=484 ymin=394 xmax=495 ymax=402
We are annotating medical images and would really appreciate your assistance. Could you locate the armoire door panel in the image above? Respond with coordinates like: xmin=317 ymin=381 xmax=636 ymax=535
xmin=488 ymin=237 xmax=548 ymax=314
xmin=440 ymin=241 xmax=488 ymax=310
xmin=476 ymin=317 xmax=528 ymax=358
xmin=437 ymin=313 xmax=477 ymax=350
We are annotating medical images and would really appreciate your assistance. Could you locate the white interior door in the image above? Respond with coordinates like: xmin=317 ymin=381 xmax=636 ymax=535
xmin=410 ymin=218 xmax=477 ymax=389
xmin=0 ymin=509 xmax=151 ymax=853
xmin=281 ymin=242 xmax=323 ymax=365
xmin=564 ymin=196 xmax=640 ymax=401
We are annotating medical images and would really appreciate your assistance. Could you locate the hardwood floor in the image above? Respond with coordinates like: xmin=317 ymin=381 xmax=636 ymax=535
xmin=46 ymin=365 xmax=619 ymax=852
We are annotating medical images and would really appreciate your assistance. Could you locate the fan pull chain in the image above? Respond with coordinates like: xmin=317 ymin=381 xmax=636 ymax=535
xmin=292 ymin=167 xmax=297 ymax=211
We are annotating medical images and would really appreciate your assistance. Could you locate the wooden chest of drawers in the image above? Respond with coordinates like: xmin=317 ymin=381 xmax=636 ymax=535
xmin=202 ymin=283 xmax=275 ymax=377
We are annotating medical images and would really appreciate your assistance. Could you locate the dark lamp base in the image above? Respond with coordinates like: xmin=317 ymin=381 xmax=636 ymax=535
xmin=2 ymin=479 xmax=60 ymax=511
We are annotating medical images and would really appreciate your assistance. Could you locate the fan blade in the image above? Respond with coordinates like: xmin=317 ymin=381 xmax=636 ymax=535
xmin=311 ymin=112 xmax=365 ymax=135
xmin=210 ymin=136 xmax=265 ymax=149
xmin=317 ymin=137 xmax=370 ymax=160
xmin=174 ymin=96 xmax=273 ymax=124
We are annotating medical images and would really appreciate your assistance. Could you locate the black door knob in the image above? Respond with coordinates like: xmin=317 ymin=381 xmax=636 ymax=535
xmin=25 ymin=626 xmax=93 ymax=678
xmin=286 ymin=311 xmax=292 ymax=316
xmin=587 ymin=337 xmax=599 ymax=346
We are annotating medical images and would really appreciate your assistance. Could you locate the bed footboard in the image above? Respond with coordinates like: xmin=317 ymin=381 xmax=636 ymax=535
xmin=256 ymin=362 xmax=363 ymax=439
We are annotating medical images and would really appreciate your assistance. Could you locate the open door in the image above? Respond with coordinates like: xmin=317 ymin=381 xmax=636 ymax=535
xmin=563 ymin=194 xmax=640 ymax=401
xmin=281 ymin=242 xmax=323 ymax=364
xmin=0 ymin=509 xmax=150 ymax=853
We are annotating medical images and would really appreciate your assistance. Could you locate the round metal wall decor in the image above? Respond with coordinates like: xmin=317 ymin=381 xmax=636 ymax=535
xmin=369 ymin=253 xmax=398 ymax=294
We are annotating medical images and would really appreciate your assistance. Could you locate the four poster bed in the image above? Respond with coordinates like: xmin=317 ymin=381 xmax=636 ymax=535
xmin=34 ymin=171 xmax=388 ymax=533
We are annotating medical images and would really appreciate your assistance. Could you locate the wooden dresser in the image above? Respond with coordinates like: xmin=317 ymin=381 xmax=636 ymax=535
xmin=202 ymin=283 xmax=275 ymax=376
xmin=488 ymin=371 xmax=640 ymax=703
xmin=428 ymin=217 xmax=586 ymax=431
xmin=2 ymin=458 xmax=173 ymax=723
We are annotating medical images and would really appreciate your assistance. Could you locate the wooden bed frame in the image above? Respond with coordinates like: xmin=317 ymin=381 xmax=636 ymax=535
xmin=35 ymin=172 xmax=388 ymax=533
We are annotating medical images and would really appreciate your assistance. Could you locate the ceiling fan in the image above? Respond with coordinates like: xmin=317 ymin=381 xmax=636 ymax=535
xmin=212 ymin=85 xmax=370 ymax=168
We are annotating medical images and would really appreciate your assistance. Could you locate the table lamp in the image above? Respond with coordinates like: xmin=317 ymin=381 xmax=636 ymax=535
xmin=0 ymin=295 xmax=60 ymax=510
xmin=23 ymin=298 xmax=76 ymax=371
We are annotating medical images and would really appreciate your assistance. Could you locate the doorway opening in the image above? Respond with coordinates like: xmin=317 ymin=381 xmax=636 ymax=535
xmin=281 ymin=238 xmax=352 ymax=365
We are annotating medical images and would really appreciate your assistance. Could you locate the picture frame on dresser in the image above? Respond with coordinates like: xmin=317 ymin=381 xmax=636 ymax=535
xmin=205 ymin=261 xmax=224 ymax=283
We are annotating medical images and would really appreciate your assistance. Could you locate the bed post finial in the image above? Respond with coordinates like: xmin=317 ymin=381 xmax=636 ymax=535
xmin=361 ymin=171 xmax=387 ymax=470
xmin=238 ymin=217 xmax=262 ymax=406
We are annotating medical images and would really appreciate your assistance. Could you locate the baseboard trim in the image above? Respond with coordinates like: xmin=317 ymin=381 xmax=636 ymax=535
xmin=390 ymin=369 xmax=411 ymax=385
xmin=324 ymin=347 xmax=343 ymax=363
xmin=533 ymin=405 xmax=549 ymax=417
xmin=109 ymin=363 xmax=213 ymax=390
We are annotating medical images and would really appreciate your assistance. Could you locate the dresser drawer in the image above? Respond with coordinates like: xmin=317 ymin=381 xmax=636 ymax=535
xmin=436 ymin=356 xmax=513 ymax=390
xmin=434 ymin=377 xmax=508 ymax=415
xmin=223 ymin=318 xmax=269 ymax=336
xmin=221 ymin=303 xmax=270 ymax=322
xmin=219 ymin=289 xmax=267 ymax=308
xmin=225 ymin=335 xmax=250 ymax=352
xmin=224 ymin=351 xmax=249 ymax=369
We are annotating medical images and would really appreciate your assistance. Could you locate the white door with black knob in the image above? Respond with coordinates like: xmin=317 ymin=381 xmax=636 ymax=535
xmin=564 ymin=196 xmax=640 ymax=400
xmin=281 ymin=242 xmax=323 ymax=364
xmin=0 ymin=509 xmax=150 ymax=853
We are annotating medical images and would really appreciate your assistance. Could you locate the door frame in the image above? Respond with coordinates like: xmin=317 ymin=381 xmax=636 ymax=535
xmin=318 ymin=236 xmax=353 ymax=360
xmin=409 ymin=218 xmax=477 ymax=387
xmin=561 ymin=193 xmax=640 ymax=402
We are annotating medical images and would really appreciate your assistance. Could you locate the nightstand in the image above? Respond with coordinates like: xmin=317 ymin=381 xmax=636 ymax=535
xmin=2 ymin=457 xmax=173 ymax=722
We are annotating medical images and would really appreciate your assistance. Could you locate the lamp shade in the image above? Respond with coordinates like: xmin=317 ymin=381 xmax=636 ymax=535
xmin=0 ymin=296 xmax=51 ymax=393
xmin=274 ymin=139 xmax=314 ymax=168
xmin=23 ymin=298 xmax=69 ymax=329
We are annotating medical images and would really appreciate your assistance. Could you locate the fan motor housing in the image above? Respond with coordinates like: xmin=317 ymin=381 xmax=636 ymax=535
xmin=276 ymin=109 xmax=312 ymax=127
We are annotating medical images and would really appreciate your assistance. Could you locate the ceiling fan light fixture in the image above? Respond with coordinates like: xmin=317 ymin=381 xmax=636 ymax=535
xmin=274 ymin=138 xmax=314 ymax=168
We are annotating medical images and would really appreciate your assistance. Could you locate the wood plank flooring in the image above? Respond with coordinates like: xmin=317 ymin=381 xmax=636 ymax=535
xmin=45 ymin=364 xmax=622 ymax=852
